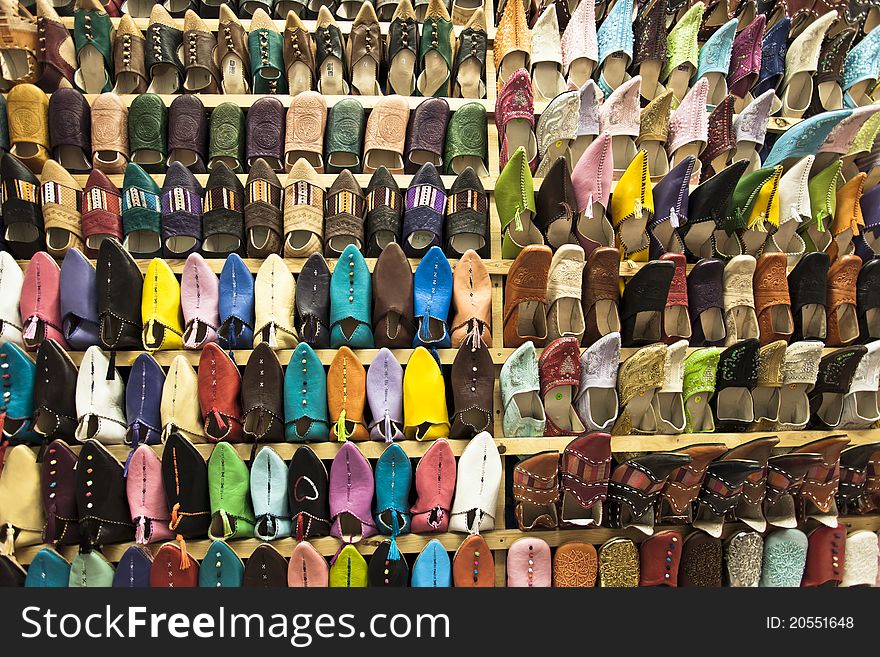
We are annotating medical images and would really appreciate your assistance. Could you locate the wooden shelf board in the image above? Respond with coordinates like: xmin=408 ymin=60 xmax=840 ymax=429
xmin=46 ymin=429 xmax=880 ymax=462
xmin=13 ymin=515 xmax=880 ymax=564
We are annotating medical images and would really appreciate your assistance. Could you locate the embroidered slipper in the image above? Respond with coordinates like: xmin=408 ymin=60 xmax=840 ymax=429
xmin=512 ymin=451 xmax=560 ymax=529
xmin=681 ymin=346 xmax=721 ymax=432
xmin=679 ymin=531 xmax=723 ymax=587
xmin=580 ymin=246 xmax=620 ymax=346
xmin=632 ymin=0 xmax=667 ymax=102
xmin=570 ymin=80 xmax=602 ymax=166
xmin=725 ymin=530 xmax=765 ymax=584
xmin=595 ymin=0 xmax=633 ymax=96
xmin=754 ymin=253 xmax=794 ymax=345
xmin=495 ymin=72 xmax=538 ymax=174
xmin=531 ymin=5 xmax=567 ymax=101
xmin=695 ymin=18 xmax=737 ymax=110
xmin=658 ymin=443 xmax=727 ymax=524
xmin=613 ymin=342 xmax=667 ymax=435
xmin=597 ymin=537 xmax=639 ymax=587
xmin=573 ymin=333 xmax=619 ymax=431
xmin=760 ymin=528 xmax=808 ymax=587
xmin=545 ymin=245 xmax=586 ymax=341
xmin=710 ymin=338 xmax=759 ymax=432
xmin=658 ymin=253 xmax=690 ymax=342
xmin=559 ymin=432 xmax=611 ymax=526
xmin=500 ymin=341 xmax=545 ymax=437
xmin=666 ymin=78 xmax=709 ymax=182
xmin=599 ymin=76 xmax=641 ymax=177
xmin=727 ymin=14 xmax=765 ymax=109
xmin=750 ymin=340 xmax=787 ymax=427
xmin=780 ymin=11 xmax=837 ymax=118
xmin=660 ymin=1 xmax=703 ymax=102
xmin=144 ymin=4 xmax=183 ymax=94
xmin=638 ymin=90 xmax=674 ymax=182
xmin=493 ymin=0 xmax=531 ymax=90
xmin=699 ymin=96 xmax=735 ymax=181
xmin=288 ymin=445 xmax=331 ymax=540
xmin=722 ymin=255 xmax=759 ymax=346
xmin=838 ymin=342 xmax=880 ymax=428
xmin=553 ymin=541 xmax=597 ymax=587
xmin=410 ymin=438 xmax=456 ymax=532
xmin=650 ymin=158 xmax=692 ymax=262
xmin=649 ymin=339 xmax=687 ymax=433
xmin=534 ymin=90 xmax=580 ymax=179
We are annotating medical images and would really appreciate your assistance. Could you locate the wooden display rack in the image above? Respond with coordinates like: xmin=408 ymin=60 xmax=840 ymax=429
xmin=5 ymin=11 xmax=880 ymax=587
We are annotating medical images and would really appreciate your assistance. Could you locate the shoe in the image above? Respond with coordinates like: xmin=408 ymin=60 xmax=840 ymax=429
xmin=639 ymin=531 xmax=683 ymax=586
xmin=571 ymin=333 xmax=618 ymax=431
xmin=840 ymin=530 xmax=880 ymax=587
xmin=637 ymin=90 xmax=674 ymax=182
xmin=326 ymin=346 xmax=368 ymax=441
xmin=651 ymin=339 xmax=688 ymax=433
xmin=451 ymin=8 xmax=486 ymax=99
xmin=750 ymin=339 xmax=787 ymax=427
xmin=535 ymin=90 xmax=579 ymax=179
xmin=449 ymin=431 xmax=502 ymax=532
xmin=496 ymin=72 xmax=537 ymax=173
xmin=679 ymin=160 xmax=747 ymax=261
xmin=129 ymin=93 xmax=168 ymax=174
xmin=754 ymin=253 xmax=794 ymax=344
xmin=373 ymin=443 xmax=412 ymax=544
xmin=0 ymin=253 xmax=23 ymax=348
xmin=531 ymin=5 xmax=566 ymax=101
xmin=73 ymin=0 xmax=112 ymax=93
xmin=325 ymin=171 xmax=366 ymax=254
xmin=180 ymin=10 xmax=219 ymax=94
xmin=40 ymin=438 xmax=79 ymax=545
xmin=121 ymin=161 xmax=162 ymax=255
xmin=403 ymin=346 xmax=450 ymax=439
xmin=32 ymin=340 xmax=77 ymax=442
xmin=539 ymin=337 xmax=586 ymax=436
xmin=826 ymin=254 xmax=862 ymax=346
xmin=411 ymin=540 xmax=452 ymax=587
xmin=620 ymin=259 xmax=675 ymax=346
xmin=506 ymin=537 xmax=551 ymax=587
xmin=769 ymin=155 xmax=811 ymax=263
xmin=416 ymin=0 xmax=453 ymax=96
xmin=599 ymin=76 xmax=641 ymax=177
xmin=367 ymin=540 xmax=409 ymax=586
xmin=329 ymin=441 xmax=375 ymax=541
xmin=68 ymin=551 xmax=115 ymax=587
xmin=126 ymin=445 xmax=174 ymax=545
xmin=405 ymin=98 xmax=449 ymax=174
xmin=503 ymin=245 xmax=550 ymax=347
xmin=711 ymin=338 xmax=760 ymax=432
xmin=282 ymin=343 xmax=328 ymax=442
xmin=728 ymin=14 xmax=765 ymax=102
xmin=207 ymin=442 xmax=255 ymax=540
xmin=493 ymin=0 xmax=531 ymax=90
xmin=197 ymin=343 xmax=243 ymax=443
xmin=386 ymin=0 xmax=419 ymax=95
xmin=21 ymin=252 xmax=64 ymax=351
xmin=837 ymin=443 xmax=880 ymax=511
xmin=329 ymin=545 xmax=367 ymax=587
xmin=500 ymin=341 xmax=545 ymax=437
xmin=562 ymin=0 xmax=598 ymax=89
xmin=837 ymin=341 xmax=880 ymax=428
xmin=571 ymin=133 xmax=615 ymax=255
xmin=650 ymin=156 xmax=692 ymax=258
xmin=47 ymin=88 xmax=90 ymax=173
xmin=280 ymin=159 xmax=324 ymax=258
xmin=699 ymin=96 xmax=736 ymax=181
xmin=570 ymin=80 xmax=601 ymax=164
xmin=216 ymin=254 xmax=255 ymax=350
xmin=696 ymin=18 xmax=737 ymax=109
xmin=39 ymin=160 xmax=83 ymax=259
xmin=449 ymin=249 xmax=491 ymax=347
xmin=247 ymin=8 xmax=286 ymax=94
xmin=720 ymin=255 xmax=759 ymax=345
xmin=803 ymin=160 xmax=841 ymax=255
xmin=328 ymin=245 xmax=372 ymax=348
xmin=280 ymin=11 xmax=315 ymax=96
xmin=160 ymin=432 xmax=210 ymax=538
xmin=764 ymin=109 xmax=853 ymax=167
xmin=595 ymin=0 xmax=633 ymax=95
xmin=0 ymin=343 xmax=37 ymax=445
xmin=202 ymin=164 xmax=243 ymax=255
xmin=402 ymin=163 xmax=445 ymax=256
xmin=792 ymin=435 xmax=851 ymax=525
xmin=545 ymin=245 xmax=586 ymax=341
xmin=536 ymin=159 xmax=578 ymax=249
xmin=0 ymin=445 xmax=43 ymax=551
xmin=58 ymin=248 xmax=98 ymax=350
xmin=251 ymin=447 xmax=291 ymax=541
xmin=347 ymin=2 xmax=382 ymax=95
xmin=497 ymin=148 xmax=539 ymax=259
xmin=613 ymin=342 xmax=667 ymax=434
xmin=807 ymin=26 xmax=854 ymax=115
xmin=444 ymin=102 xmax=488 ymax=176
xmin=198 ymin=540 xmax=244 ymax=588
xmin=830 ymin=172 xmax=866 ymax=260
xmin=125 ymin=353 xmax=163 ymax=448
xmin=779 ymin=11 xmax=836 ymax=119
xmin=679 ymin=532 xmax=724 ymax=586
xmin=216 ymin=5 xmax=249 ymax=93
xmin=788 ymin=252 xmax=829 ymax=341
xmin=141 ymin=258 xmax=183 ymax=352
xmin=180 ymin=254 xmax=219 ymax=350
xmin=666 ymin=78 xmax=709 ymax=181
xmin=253 ymin=253 xmax=297 ymax=349
xmin=452 ymin=534 xmax=494 ymax=586
xmin=288 ymin=541 xmax=328 ymax=588
xmin=693 ymin=458 xmax=763 ymax=537
xmin=76 ymin=440 xmax=134 ymax=547
xmin=410 ymin=439 xmax=455 ymax=532
xmin=166 ymin=96 xmax=207 ymax=174
xmin=611 ymin=150 xmax=653 ymax=261
xmin=144 ymin=4 xmax=183 ymax=94
xmin=597 ymin=537 xmax=639 ymax=587
xmin=207 ymin=101 xmax=245 ymax=174
xmin=74 ymin=345 xmax=126 ymax=444
xmin=89 ymin=93 xmax=128 ymax=174
xmin=288 ymin=445 xmax=331 ymax=540
xmin=366 ymin=348 xmax=404 ymax=441
xmin=0 ymin=0 xmax=39 ymax=88
xmin=7 ymin=85 xmax=49 ymax=175
xmin=843 ymin=25 xmax=880 ymax=107
xmin=687 ymin=258 xmax=727 ymax=346
xmin=446 ymin=168 xmax=488 ymax=256
xmin=161 ymin=356 xmax=204 ymax=443
xmin=110 ymin=14 xmax=145 ymax=92
xmin=369 ymin=244 xmax=412 ymax=348
xmin=658 ymin=443 xmax=727 ymax=524
xmin=607 ymin=451 xmax=692 ymax=534
xmin=858 ymin=258 xmax=880 ymax=341
xmin=633 ymin=0 xmax=667 ymax=101
xmin=25 ymin=548 xmax=71 ymax=588
xmin=731 ymin=90 xmax=775 ymax=174
xmin=241 ymin=343 xmax=285 ymax=445
xmin=661 ymin=1 xmax=703 ymax=102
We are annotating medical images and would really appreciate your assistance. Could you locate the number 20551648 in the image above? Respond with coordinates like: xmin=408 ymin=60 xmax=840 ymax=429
xmin=766 ymin=617 xmax=855 ymax=630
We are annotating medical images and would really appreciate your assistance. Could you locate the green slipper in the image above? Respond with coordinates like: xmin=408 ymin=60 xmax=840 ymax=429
xmin=208 ymin=443 xmax=255 ymax=540
xmin=329 ymin=544 xmax=368 ymax=587
xmin=496 ymin=146 xmax=538 ymax=259
xmin=128 ymin=93 xmax=167 ymax=174
xmin=444 ymin=102 xmax=488 ymax=176
xmin=324 ymin=98 xmax=365 ymax=174
xmin=802 ymin=160 xmax=842 ymax=253
xmin=209 ymin=102 xmax=246 ymax=173
xmin=682 ymin=347 xmax=722 ymax=433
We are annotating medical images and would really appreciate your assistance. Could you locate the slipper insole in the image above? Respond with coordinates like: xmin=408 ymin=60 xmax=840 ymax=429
xmin=203 ymin=234 xmax=241 ymax=254
xmin=448 ymin=233 xmax=485 ymax=254
xmin=569 ymin=134 xmax=594 ymax=165
xmin=132 ymin=148 xmax=163 ymax=167
xmin=772 ymin=219 xmax=799 ymax=251
xmin=364 ymin=149 xmax=404 ymax=172
xmin=517 ymin=299 xmax=547 ymax=339
xmin=867 ymin=308 xmax=880 ymax=338
xmin=816 ymin=391 xmax=844 ymax=426
xmin=638 ymin=60 xmax=662 ymax=101
xmin=562 ymin=491 xmax=601 ymax=525
xmin=666 ymin=66 xmax=694 ymax=104
xmin=46 ymin=228 xmax=76 ymax=252
xmin=337 ymin=513 xmax=363 ymax=542
xmin=327 ymin=235 xmax=359 ymax=255
xmin=800 ymin=303 xmax=826 ymax=339
xmin=499 ymin=52 xmax=527 ymax=87
xmin=569 ymin=59 xmax=594 ymax=90
xmin=714 ymin=229 xmax=742 ymax=258
xmin=165 ymin=236 xmax=197 ymax=255
xmin=320 ymin=57 xmax=345 ymax=95
xmin=506 ymin=118 xmax=537 ymax=161
xmin=817 ymin=80 xmax=843 ymax=111
xmin=418 ymin=50 xmax=449 ymax=97
xmin=741 ymin=228 xmax=768 ymax=255
xmin=328 ymin=151 xmax=358 ymax=169
xmin=601 ymin=52 xmax=628 ymax=91
xmin=644 ymin=141 xmax=669 ymax=178
xmin=125 ymin=0 xmax=154 ymax=14
xmin=632 ymin=310 xmax=661 ymax=342
xmin=541 ymin=139 xmax=572 ymax=173
xmin=546 ymin=216 xmax=573 ymax=248
xmin=79 ymin=46 xmax=107 ymax=94
xmin=513 ymin=390 xmax=546 ymax=422
xmin=698 ymin=308 xmax=725 ymax=342
xmin=729 ymin=306 xmax=759 ymax=340
xmin=457 ymin=58 xmax=484 ymax=99
xmin=549 ymin=298 xmax=584 ymax=337
xmin=591 ymin=299 xmax=620 ymax=335
xmin=685 ymin=390 xmax=714 ymax=431
xmin=169 ymin=148 xmax=198 ymax=168
xmin=409 ymin=148 xmax=442 ymax=168
xmin=752 ymin=385 xmax=780 ymax=422
xmin=732 ymin=144 xmax=761 ymax=173
xmin=577 ymin=208 xmax=614 ymax=247
xmin=619 ymin=206 xmax=649 ymax=254
xmin=834 ymin=229 xmax=854 ymax=258
xmin=222 ymin=54 xmax=247 ymax=94
xmin=854 ymin=391 xmax=880 ymax=421
xmin=777 ymin=383 xmax=809 ymax=425
xmin=684 ymin=222 xmax=715 ymax=259
xmin=352 ymin=57 xmax=380 ymax=95
xmin=716 ymin=387 xmax=754 ymax=422
xmin=184 ymin=67 xmax=213 ymax=93
xmin=165 ymin=0 xmax=189 ymax=11
xmin=835 ymin=304 xmax=859 ymax=343
xmin=585 ymin=387 xmax=617 ymax=427
xmin=544 ymin=385 xmax=584 ymax=433
xmin=506 ymin=209 xmax=541 ymax=249
xmin=336 ymin=1 xmax=360 ymax=18
xmin=449 ymin=155 xmax=488 ymax=176
xmin=671 ymin=142 xmax=701 ymax=168
xmin=783 ymin=72 xmax=813 ymax=115
xmin=389 ymin=51 xmax=416 ymax=95
xmin=770 ymin=305 xmax=794 ymax=334
xmin=653 ymin=392 xmax=684 ymax=432
xmin=612 ymin=136 xmax=636 ymax=174
xmin=625 ymin=391 xmax=657 ymax=432
xmin=664 ymin=305 xmax=691 ymax=339
xmin=285 ymin=150 xmax=323 ymax=171
xmin=125 ymin=230 xmax=161 ymax=255
xmin=651 ymin=219 xmax=683 ymax=253
xmin=733 ymin=92 xmax=754 ymax=113
xmin=407 ymin=231 xmax=434 ymax=251
xmin=147 ymin=64 xmax=180 ymax=94
xmin=57 ymin=144 xmax=90 ymax=172
xmin=532 ymin=62 xmax=566 ymax=101
xmin=805 ymin=224 xmax=832 ymax=253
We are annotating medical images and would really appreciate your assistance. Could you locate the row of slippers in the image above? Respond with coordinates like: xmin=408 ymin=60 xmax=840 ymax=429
xmin=502 ymin=248 xmax=880 ymax=348
xmin=8 ymin=0 xmax=491 ymax=98
xmin=0 ymin=243 xmax=492 ymax=351
xmin=498 ymin=144 xmax=880 ymax=263
xmin=2 ymin=157 xmax=490 ymax=261
xmin=2 ymin=86 xmax=490 ymax=177
xmin=7 ymin=527 xmax=880 ymax=587
xmin=495 ymin=0 xmax=880 ymax=115
xmin=502 ymin=335 xmax=880 ymax=436
xmin=0 ymin=339 xmax=491 ymax=445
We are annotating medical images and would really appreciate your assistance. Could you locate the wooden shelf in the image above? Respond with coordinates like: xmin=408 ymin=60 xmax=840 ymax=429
xmin=13 ymin=515 xmax=880 ymax=565
xmin=46 ymin=428 xmax=880 ymax=461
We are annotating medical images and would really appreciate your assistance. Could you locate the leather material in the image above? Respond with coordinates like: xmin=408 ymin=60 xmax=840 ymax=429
xmin=145 ymin=11 xmax=183 ymax=91
xmin=199 ymin=540 xmax=244 ymax=588
xmin=26 ymin=548 xmax=71 ymax=587
xmin=412 ymin=246 xmax=453 ymax=348
xmin=150 ymin=543 xmax=199 ymax=587
xmin=244 ymin=159 xmax=283 ymax=257
xmin=507 ymin=537 xmax=551 ymax=587
xmin=241 ymin=343 xmax=285 ymax=444
xmin=449 ymin=431 xmax=501 ymax=533
xmin=288 ymin=445 xmax=330 ymax=540
xmin=283 ymin=158 xmax=324 ymax=258
xmin=208 ymin=441 xmax=255 ymax=540
xmin=209 ymin=102 xmax=245 ymax=173
xmin=182 ymin=20 xmax=220 ymax=95
xmin=754 ymin=253 xmax=794 ymax=344
xmin=504 ymin=245 xmax=551 ymax=349
xmin=251 ymin=447 xmax=291 ymax=540
xmin=453 ymin=534 xmax=493 ymax=587
xmin=76 ymin=439 xmax=135 ymax=547
xmin=858 ymin=259 xmax=880 ymax=342
xmin=295 ymin=253 xmax=330 ymax=349
xmin=660 ymin=252 xmax=689 ymax=342
xmin=36 ymin=7 xmax=76 ymax=94
xmin=254 ymin=253 xmax=298 ymax=349
xmin=687 ymin=258 xmax=726 ymax=346
xmin=802 ymin=524 xmax=846 ymax=586
xmin=248 ymin=18 xmax=286 ymax=95
xmin=121 ymin=162 xmax=162 ymax=258
xmin=325 ymin=99 xmax=365 ymax=174
xmin=329 ymin=441 xmax=376 ymax=541
xmin=41 ymin=438 xmax=79 ymax=546
xmin=364 ymin=95 xmax=410 ymax=175
xmin=48 ymin=88 xmax=91 ymax=172
xmin=197 ymin=343 xmax=243 ymax=443
xmin=0 ymin=444 xmax=44 ymax=551
xmin=607 ymin=452 xmax=692 ymax=533
xmin=788 ymin=252 xmax=830 ymax=341
xmin=372 ymin=243 xmax=414 ymax=348
xmin=581 ymin=247 xmax=620 ymax=346
xmin=202 ymin=162 xmax=244 ymax=257
xmin=330 ymin=244 xmax=373 ymax=348
xmin=658 ymin=443 xmax=728 ymax=525
xmin=446 ymin=167 xmax=489 ymax=257
xmin=679 ymin=160 xmax=747 ymax=262
xmin=284 ymin=342 xmax=328 ymax=442
xmin=693 ymin=459 xmax=763 ymax=537
xmin=712 ymin=338 xmax=760 ymax=433
xmin=161 ymin=432 xmax=211 ymax=538
xmin=365 ymin=347 xmax=403 ymax=442
xmin=1 ymin=153 xmax=45 ymax=259
xmin=7 ymin=83 xmax=51 ymax=174
xmin=650 ymin=156 xmax=692 ymax=260
xmin=167 ymin=95 xmax=208 ymax=173
xmin=559 ymin=432 xmax=611 ymax=527
xmin=403 ymin=346 xmax=449 ymax=440
xmin=128 ymin=94 xmax=168 ymax=172
xmin=161 ymin=356 xmax=204 ymax=443
xmin=450 ymin=249 xmax=491 ymax=347
xmin=0 ymin=342 xmax=37 ymax=445
xmin=411 ymin=539 xmax=452 ymax=587
xmin=161 ymin=162 xmax=203 ymax=257
xmin=68 ymin=551 xmax=114 ymax=587
xmin=60 ymin=248 xmax=100 ymax=350
xmin=535 ymin=158 xmax=577 ymax=249
xmin=247 ymin=97 xmax=285 ymax=168
xmin=97 ymin=238 xmax=143 ymax=350
xmin=373 ymin=442 xmax=412 ymax=537
xmin=90 ymin=93 xmax=128 ymax=174
xmin=403 ymin=163 xmax=446 ymax=257
xmin=639 ymin=531 xmax=682 ymax=586
xmin=126 ymin=445 xmax=174 ymax=544
xmin=326 ymin=346 xmax=368 ymax=441
xmin=39 ymin=159 xmax=84 ymax=258
xmin=450 ymin=341 xmax=493 ymax=439
xmin=620 ymin=260 xmax=675 ymax=347
xmin=125 ymin=353 xmax=163 ymax=448
xmin=369 ymin=540 xmax=409 ymax=587
xmin=285 ymin=92 xmax=326 ymax=171
xmin=141 ymin=258 xmax=184 ymax=352
xmin=243 ymin=544 xmax=288 ymax=587
xmin=325 ymin=171 xmax=366 ymax=255
xmin=810 ymin=348 xmax=866 ymax=429
xmin=329 ymin=544 xmax=367 ymax=587
xmin=74 ymin=346 xmax=126 ymax=445
xmin=827 ymin=255 xmax=862 ymax=347
xmin=0 ymin=252 xmax=24 ymax=347
xmin=444 ymin=102 xmax=488 ymax=175
xmin=82 ymin=169 xmax=123 ymax=258
xmin=112 ymin=14 xmax=147 ymax=95
xmin=513 ymin=450 xmax=560 ymax=530
xmin=218 ymin=253 xmax=255 ymax=349
xmin=410 ymin=438 xmax=455 ymax=533
xmin=181 ymin=253 xmax=219 ymax=349
xmin=21 ymin=252 xmax=65 ymax=352
xmin=405 ymin=98 xmax=450 ymax=173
